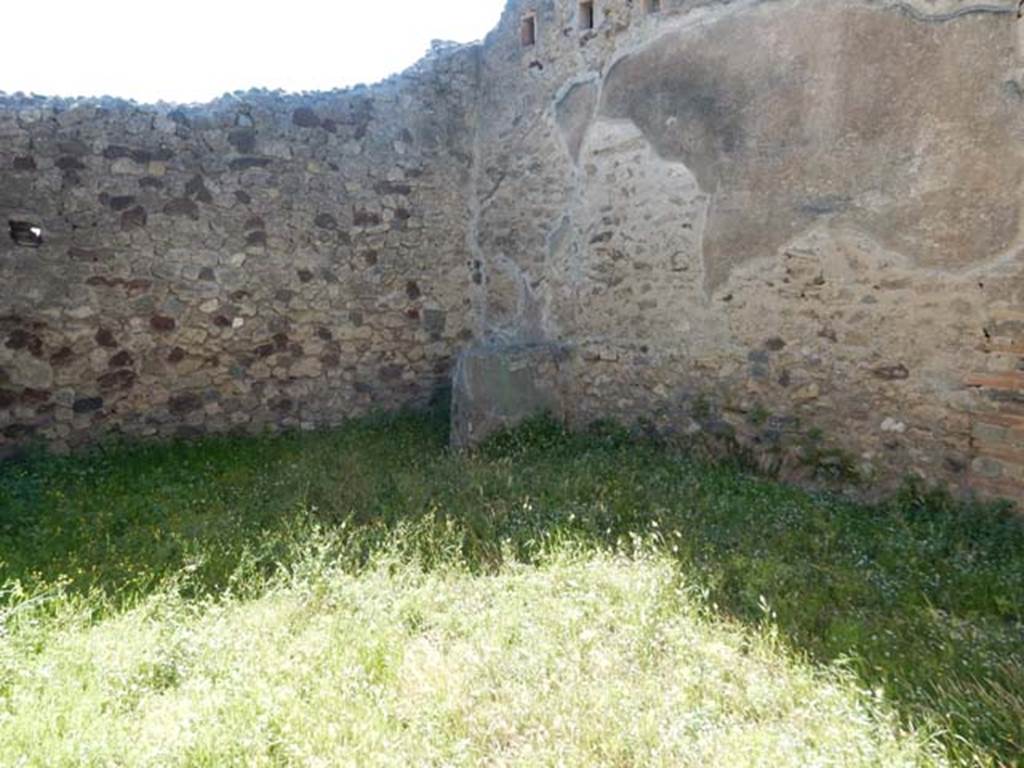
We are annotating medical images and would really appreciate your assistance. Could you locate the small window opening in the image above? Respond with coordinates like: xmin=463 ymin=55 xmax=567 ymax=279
xmin=8 ymin=220 xmax=43 ymax=247
xmin=579 ymin=1 xmax=595 ymax=30
xmin=646 ymin=0 xmax=661 ymax=12
xmin=521 ymin=13 xmax=537 ymax=46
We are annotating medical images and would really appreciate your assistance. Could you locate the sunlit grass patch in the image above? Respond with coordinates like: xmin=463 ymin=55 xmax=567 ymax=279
xmin=0 ymin=548 xmax=948 ymax=767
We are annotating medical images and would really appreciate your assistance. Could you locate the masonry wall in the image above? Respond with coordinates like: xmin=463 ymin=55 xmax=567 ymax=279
xmin=0 ymin=45 xmax=479 ymax=455
xmin=470 ymin=0 xmax=1024 ymax=502
xmin=3 ymin=0 xmax=1023 ymax=506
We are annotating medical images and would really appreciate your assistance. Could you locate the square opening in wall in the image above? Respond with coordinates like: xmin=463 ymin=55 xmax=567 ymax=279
xmin=521 ymin=13 xmax=537 ymax=46
xmin=646 ymin=0 xmax=661 ymax=12
xmin=8 ymin=220 xmax=43 ymax=247
xmin=579 ymin=1 xmax=594 ymax=30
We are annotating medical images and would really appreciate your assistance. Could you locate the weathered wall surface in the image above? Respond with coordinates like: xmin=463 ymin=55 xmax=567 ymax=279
xmin=471 ymin=0 xmax=1024 ymax=502
xmin=0 ymin=45 xmax=479 ymax=455
xmin=3 ymin=0 xmax=1022 ymax=505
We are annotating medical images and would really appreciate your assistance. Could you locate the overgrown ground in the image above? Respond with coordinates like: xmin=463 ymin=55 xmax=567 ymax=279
xmin=1 ymin=410 xmax=1021 ymax=766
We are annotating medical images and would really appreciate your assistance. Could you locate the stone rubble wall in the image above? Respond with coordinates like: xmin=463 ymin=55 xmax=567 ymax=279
xmin=470 ymin=0 xmax=1024 ymax=503
xmin=2 ymin=0 xmax=1023 ymax=507
xmin=0 ymin=44 xmax=480 ymax=455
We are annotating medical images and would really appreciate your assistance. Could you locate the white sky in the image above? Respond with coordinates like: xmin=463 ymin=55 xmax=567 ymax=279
xmin=0 ymin=0 xmax=508 ymax=104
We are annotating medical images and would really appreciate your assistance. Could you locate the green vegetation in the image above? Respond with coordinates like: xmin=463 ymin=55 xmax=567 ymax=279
xmin=1 ymin=411 xmax=1022 ymax=766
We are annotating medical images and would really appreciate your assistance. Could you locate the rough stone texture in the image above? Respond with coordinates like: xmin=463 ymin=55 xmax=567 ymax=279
xmin=2 ymin=0 xmax=1023 ymax=508
xmin=0 ymin=43 xmax=479 ymax=456
xmin=467 ymin=0 xmax=1024 ymax=505
xmin=450 ymin=344 xmax=570 ymax=448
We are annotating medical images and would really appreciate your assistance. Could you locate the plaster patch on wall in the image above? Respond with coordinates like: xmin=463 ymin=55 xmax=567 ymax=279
xmin=467 ymin=0 xmax=1024 ymax=504
xmin=599 ymin=0 xmax=1023 ymax=289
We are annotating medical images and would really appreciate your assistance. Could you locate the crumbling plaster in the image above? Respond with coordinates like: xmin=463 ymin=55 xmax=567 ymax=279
xmin=469 ymin=0 xmax=1024 ymax=501
xmin=2 ymin=0 xmax=1023 ymax=503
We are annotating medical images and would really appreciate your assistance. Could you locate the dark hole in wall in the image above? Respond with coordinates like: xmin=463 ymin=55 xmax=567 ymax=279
xmin=646 ymin=0 xmax=661 ymax=12
xmin=579 ymin=1 xmax=594 ymax=29
xmin=521 ymin=14 xmax=537 ymax=47
xmin=8 ymin=221 xmax=43 ymax=247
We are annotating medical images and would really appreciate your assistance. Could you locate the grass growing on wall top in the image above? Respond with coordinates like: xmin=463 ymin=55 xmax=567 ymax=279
xmin=1 ymin=410 xmax=1022 ymax=766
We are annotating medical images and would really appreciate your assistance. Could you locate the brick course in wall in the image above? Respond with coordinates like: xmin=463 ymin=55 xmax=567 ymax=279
xmin=967 ymin=310 xmax=1024 ymax=501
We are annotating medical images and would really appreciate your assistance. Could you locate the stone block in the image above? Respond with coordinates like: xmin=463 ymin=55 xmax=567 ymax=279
xmin=450 ymin=344 xmax=570 ymax=449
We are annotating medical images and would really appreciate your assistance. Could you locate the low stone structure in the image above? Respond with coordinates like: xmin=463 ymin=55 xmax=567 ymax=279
xmin=2 ymin=0 xmax=1023 ymax=505
xmin=450 ymin=344 xmax=570 ymax=448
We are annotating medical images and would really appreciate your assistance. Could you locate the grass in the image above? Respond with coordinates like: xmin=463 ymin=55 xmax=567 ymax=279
xmin=0 ymin=409 xmax=1022 ymax=766
xmin=1 ymin=549 xmax=944 ymax=767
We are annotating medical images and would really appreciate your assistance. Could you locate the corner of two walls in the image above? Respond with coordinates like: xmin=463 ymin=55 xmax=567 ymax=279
xmin=0 ymin=44 xmax=482 ymax=456
xmin=2 ymin=0 xmax=1023 ymax=507
xmin=468 ymin=0 xmax=1024 ymax=504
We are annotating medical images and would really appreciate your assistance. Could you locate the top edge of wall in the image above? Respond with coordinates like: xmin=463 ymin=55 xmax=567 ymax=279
xmin=0 ymin=39 xmax=482 ymax=114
